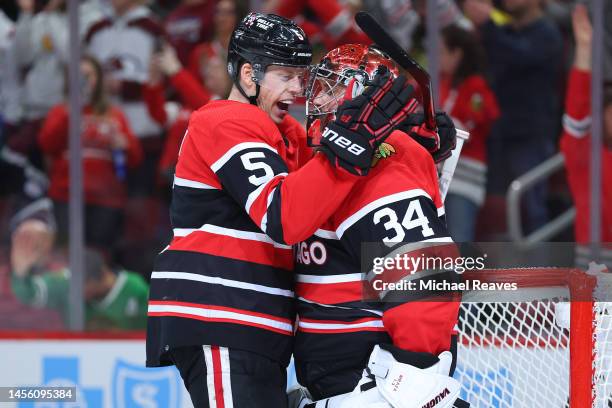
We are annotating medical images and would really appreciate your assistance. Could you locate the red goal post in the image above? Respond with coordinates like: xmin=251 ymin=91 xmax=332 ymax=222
xmin=456 ymin=267 xmax=611 ymax=407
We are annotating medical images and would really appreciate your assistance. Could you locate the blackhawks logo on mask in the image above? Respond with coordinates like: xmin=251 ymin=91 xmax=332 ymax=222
xmin=371 ymin=142 xmax=395 ymax=167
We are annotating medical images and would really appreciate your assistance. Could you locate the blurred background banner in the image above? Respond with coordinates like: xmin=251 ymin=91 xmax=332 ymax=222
xmin=0 ymin=334 xmax=192 ymax=407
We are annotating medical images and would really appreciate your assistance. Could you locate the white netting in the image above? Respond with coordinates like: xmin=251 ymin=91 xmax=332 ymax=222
xmin=594 ymin=302 xmax=612 ymax=407
xmin=454 ymin=269 xmax=612 ymax=408
xmin=456 ymin=301 xmax=570 ymax=408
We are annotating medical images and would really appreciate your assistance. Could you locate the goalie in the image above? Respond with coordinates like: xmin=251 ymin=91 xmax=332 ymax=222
xmin=290 ymin=44 xmax=466 ymax=408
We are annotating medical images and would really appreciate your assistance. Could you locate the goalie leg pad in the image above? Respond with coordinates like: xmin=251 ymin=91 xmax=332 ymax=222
xmin=337 ymin=345 xmax=461 ymax=408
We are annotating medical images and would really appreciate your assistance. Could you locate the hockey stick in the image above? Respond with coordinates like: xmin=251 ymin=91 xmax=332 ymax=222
xmin=439 ymin=128 xmax=470 ymax=201
xmin=355 ymin=11 xmax=470 ymax=202
xmin=355 ymin=11 xmax=436 ymax=130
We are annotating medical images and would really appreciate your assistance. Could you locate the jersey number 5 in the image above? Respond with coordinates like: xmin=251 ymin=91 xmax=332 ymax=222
xmin=373 ymin=200 xmax=435 ymax=245
xmin=240 ymin=152 xmax=275 ymax=186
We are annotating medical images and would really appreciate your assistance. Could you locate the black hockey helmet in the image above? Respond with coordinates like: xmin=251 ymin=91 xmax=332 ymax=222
xmin=228 ymin=13 xmax=312 ymax=104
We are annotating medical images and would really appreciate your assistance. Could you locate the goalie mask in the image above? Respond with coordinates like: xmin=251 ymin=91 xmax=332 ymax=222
xmin=305 ymin=44 xmax=399 ymax=147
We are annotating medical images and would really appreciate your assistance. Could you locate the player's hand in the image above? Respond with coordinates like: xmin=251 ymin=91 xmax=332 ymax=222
xmin=10 ymin=220 xmax=53 ymax=277
xmin=398 ymin=111 xmax=457 ymax=163
xmin=319 ymin=67 xmax=417 ymax=175
xmin=571 ymin=4 xmax=592 ymax=71
xmin=572 ymin=4 xmax=592 ymax=47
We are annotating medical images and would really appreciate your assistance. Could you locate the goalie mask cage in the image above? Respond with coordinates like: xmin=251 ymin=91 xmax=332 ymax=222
xmin=455 ymin=268 xmax=611 ymax=408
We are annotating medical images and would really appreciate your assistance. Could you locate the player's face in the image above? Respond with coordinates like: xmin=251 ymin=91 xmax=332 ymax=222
xmin=258 ymin=65 xmax=306 ymax=124
xmin=80 ymin=59 xmax=98 ymax=104
xmin=311 ymin=77 xmax=347 ymax=115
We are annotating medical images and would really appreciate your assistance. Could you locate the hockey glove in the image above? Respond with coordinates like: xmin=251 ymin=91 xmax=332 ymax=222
xmin=320 ymin=67 xmax=417 ymax=176
xmin=398 ymin=111 xmax=457 ymax=163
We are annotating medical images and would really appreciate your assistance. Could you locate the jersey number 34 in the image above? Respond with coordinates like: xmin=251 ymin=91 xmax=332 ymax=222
xmin=373 ymin=200 xmax=434 ymax=246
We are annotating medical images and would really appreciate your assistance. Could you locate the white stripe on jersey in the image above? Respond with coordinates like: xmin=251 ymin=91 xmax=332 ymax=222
xmin=148 ymin=304 xmax=294 ymax=334
xmin=259 ymin=186 xmax=278 ymax=233
xmin=296 ymin=273 xmax=363 ymax=284
xmin=297 ymin=297 xmax=383 ymax=316
xmin=151 ymin=271 xmax=294 ymax=297
xmin=336 ymin=189 xmax=433 ymax=238
xmin=314 ymin=229 xmax=339 ymax=240
xmin=298 ymin=319 xmax=384 ymax=331
xmin=448 ymin=178 xmax=485 ymax=206
xmin=203 ymin=346 xmax=217 ymax=408
xmin=211 ymin=142 xmax=278 ymax=173
xmin=173 ymin=175 xmax=218 ymax=189
xmin=245 ymin=173 xmax=287 ymax=215
xmin=562 ymin=114 xmax=592 ymax=138
xmin=173 ymin=224 xmax=291 ymax=249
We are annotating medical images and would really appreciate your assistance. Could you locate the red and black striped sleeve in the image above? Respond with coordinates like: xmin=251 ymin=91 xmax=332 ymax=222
xmin=185 ymin=114 xmax=359 ymax=246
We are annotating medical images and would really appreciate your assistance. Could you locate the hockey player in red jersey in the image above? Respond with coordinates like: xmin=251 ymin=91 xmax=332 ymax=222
xmin=290 ymin=44 xmax=465 ymax=408
xmin=146 ymin=13 xmax=435 ymax=407
xmin=560 ymin=5 xmax=612 ymax=269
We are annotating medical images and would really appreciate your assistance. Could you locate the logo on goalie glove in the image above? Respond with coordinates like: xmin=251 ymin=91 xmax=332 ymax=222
xmin=322 ymin=128 xmax=366 ymax=156
xmin=391 ymin=374 xmax=404 ymax=392
xmin=421 ymin=388 xmax=450 ymax=408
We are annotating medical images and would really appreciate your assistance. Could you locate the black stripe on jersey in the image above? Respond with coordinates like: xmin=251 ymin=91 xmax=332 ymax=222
xmin=153 ymin=250 xmax=294 ymax=290
xmin=295 ymin=235 xmax=353 ymax=273
xmin=148 ymin=278 xmax=294 ymax=318
xmin=297 ymin=299 xmax=382 ymax=322
xmin=265 ymin=181 xmax=285 ymax=244
xmin=146 ymin=315 xmax=293 ymax=367
xmin=214 ymin=147 xmax=289 ymax=211
xmin=342 ymin=195 xmax=451 ymax=259
xmin=294 ymin=330 xmax=390 ymax=362
xmin=439 ymin=213 xmax=447 ymax=227
xmin=170 ymin=186 xmax=261 ymax=231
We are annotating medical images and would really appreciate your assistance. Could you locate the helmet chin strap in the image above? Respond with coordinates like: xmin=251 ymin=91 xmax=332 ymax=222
xmin=235 ymin=79 xmax=260 ymax=106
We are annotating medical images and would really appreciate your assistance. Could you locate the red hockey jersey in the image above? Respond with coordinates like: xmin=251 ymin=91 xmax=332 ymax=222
xmin=440 ymin=75 xmax=499 ymax=206
xmin=146 ymin=100 xmax=358 ymax=367
xmin=559 ymin=68 xmax=612 ymax=267
xmin=38 ymin=104 xmax=143 ymax=208
xmin=294 ymin=130 xmax=460 ymax=369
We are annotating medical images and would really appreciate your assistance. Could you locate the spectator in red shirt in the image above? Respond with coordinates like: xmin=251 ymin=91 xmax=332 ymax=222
xmin=560 ymin=5 xmax=612 ymax=269
xmin=145 ymin=41 xmax=233 ymax=187
xmin=264 ymin=0 xmax=371 ymax=50
xmin=439 ymin=24 xmax=499 ymax=242
xmin=164 ymin=0 xmax=218 ymax=66
xmin=186 ymin=0 xmax=248 ymax=85
xmin=144 ymin=0 xmax=247 ymax=188
xmin=38 ymin=55 xmax=143 ymax=256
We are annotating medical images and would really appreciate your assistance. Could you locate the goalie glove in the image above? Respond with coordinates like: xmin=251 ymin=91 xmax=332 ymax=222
xmin=320 ymin=67 xmax=418 ymax=176
xmin=398 ymin=112 xmax=457 ymax=163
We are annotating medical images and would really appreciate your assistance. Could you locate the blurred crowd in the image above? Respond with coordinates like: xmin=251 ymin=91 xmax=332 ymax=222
xmin=0 ymin=0 xmax=610 ymax=331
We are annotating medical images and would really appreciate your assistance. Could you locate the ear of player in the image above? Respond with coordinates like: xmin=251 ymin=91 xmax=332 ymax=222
xmin=319 ymin=67 xmax=418 ymax=176
xmin=398 ymin=112 xmax=458 ymax=163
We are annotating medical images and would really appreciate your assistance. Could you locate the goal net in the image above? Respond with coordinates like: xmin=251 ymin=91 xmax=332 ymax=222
xmin=455 ymin=267 xmax=611 ymax=408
